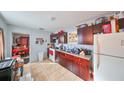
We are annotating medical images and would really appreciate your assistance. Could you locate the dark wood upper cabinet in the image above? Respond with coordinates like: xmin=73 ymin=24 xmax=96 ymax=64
xmin=82 ymin=26 xmax=93 ymax=45
xmin=50 ymin=33 xmax=58 ymax=43
xmin=77 ymin=26 xmax=93 ymax=45
xmin=50 ymin=34 xmax=53 ymax=43
xmin=58 ymin=32 xmax=67 ymax=44
xmin=118 ymin=18 xmax=124 ymax=29
xmin=77 ymin=22 xmax=112 ymax=45
xmin=50 ymin=32 xmax=67 ymax=44
xmin=77 ymin=28 xmax=83 ymax=44
xmin=93 ymin=23 xmax=103 ymax=34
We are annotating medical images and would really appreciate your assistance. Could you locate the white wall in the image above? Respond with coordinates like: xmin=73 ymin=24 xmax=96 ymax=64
xmin=7 ymin=25 xmax=50 ymax=62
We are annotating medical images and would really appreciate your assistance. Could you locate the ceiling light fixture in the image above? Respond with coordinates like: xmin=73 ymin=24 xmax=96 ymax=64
xmin=51 ymin=17 xmax=56 ymax=21
xmin=39 ymin=28 xmax=45 ymax=31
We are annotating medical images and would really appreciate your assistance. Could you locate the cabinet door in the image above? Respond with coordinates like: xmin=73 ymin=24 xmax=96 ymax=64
xmin=93 ymin=23 xmax=103 ymax=34
xmin=50 ymin=34 xmax=53 ymax=43
xmin=50 ymin=34 xmax=58 ymax=43
xmin=79 ymin=60 xmax=90 ymax=81
xmin=82 ymin=26 xmax=93 ymax=45
xmin=55 ymin=51 xmax=60 ymax=63
xmin=102 ymin=22 xmax=111 ymax=34
xmin=118 ymin=18 xmax=124 ymax=29
xmin=72 ymin=61 xmax=80 ymax=77
xmin=59 ymin=52 xmax=65 ymax=66
xmin=58 ymin=32 xmax=67 ymax=44
xmin=59 ymin=57 xmax=73 ymax=72
xmin=64 ymin=32 xmax=68 ymax=43
xmin=65 ymin=60 xmax=73 ymax=72
xmin=77 ymin=28 xmax=83 ymax=44
xmin=60 ymin=59 xmax=66 ymax=67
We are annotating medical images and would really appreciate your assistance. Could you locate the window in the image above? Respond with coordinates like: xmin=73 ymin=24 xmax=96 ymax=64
xmin=0 ymin=28 xmax=4 ymax=60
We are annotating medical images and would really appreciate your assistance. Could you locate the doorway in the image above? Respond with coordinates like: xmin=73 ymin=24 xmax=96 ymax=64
xmin=0 ymin=28 xmax=4 ymax=60
xmin=12 ymin=33 xmax=30 ymax=64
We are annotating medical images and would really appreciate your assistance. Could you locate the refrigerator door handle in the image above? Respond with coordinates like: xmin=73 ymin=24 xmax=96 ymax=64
xmin=97 ymin=36 xmax=100 ymax=69
xmin=97 ymin=54 xmax=100 ymax=69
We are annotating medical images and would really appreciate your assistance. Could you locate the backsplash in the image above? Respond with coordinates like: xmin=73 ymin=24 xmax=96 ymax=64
xmin=62 ymin=44 xmax=93 ymax=55
xmin=63 ymin=44 xmax=93 ymax=51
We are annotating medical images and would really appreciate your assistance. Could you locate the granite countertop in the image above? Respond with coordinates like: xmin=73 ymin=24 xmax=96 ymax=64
xmin=55 ymin=49 xmax=92 ymax=61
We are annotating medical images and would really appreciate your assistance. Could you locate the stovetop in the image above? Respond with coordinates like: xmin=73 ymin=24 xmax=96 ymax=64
xmin=0 ymin=59 xmax=13 ymax=70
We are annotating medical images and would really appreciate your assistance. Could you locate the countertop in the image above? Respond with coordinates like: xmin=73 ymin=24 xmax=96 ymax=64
xmin=55 ymin=49 xmax=92 ymax=61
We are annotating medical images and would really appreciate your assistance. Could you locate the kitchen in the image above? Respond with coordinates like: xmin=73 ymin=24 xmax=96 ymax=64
xmin=0 ymin=11 xmax=124 ymax=81
xmin=48 ymin=30 xmax=93 ymax=80
xmin=48 ymin=11 xmax=124 ymax=81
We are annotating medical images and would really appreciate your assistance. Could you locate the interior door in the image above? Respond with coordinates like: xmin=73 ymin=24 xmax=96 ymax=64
xmin=0 ymin=30 xmax=4 ymax=60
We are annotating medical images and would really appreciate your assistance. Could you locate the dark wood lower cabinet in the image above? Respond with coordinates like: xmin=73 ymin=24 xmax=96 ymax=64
xmin=56 ymin=51 xmax=91 ymax=81
xmin=79 ymin=61 xmax=90 ymax=80
xmin=65 ymin=60 xmax=73 ymax=72
xmin=72 ymin=61 xmax=80 ymax=77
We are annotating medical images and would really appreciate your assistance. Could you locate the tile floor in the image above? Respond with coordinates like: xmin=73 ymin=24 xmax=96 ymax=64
xmin=20 ymin=59 xmax=83 ymax=81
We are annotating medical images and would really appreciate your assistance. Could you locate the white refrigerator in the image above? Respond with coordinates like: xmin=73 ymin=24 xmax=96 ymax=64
xmin=93 ymin=32 xmax=124 ymax=81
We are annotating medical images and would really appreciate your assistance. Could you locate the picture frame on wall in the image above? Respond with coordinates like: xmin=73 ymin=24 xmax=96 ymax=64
xmin=68 ymin=31 xmax=77 ymax=42
xmin=35 ymin=38 xmax=44 ymax=45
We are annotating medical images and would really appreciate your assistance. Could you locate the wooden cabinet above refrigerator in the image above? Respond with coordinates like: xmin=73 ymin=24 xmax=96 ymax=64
xmin=93 ymin=23 xmax=103 ymax=34
xmin=77 ymin=22 xmax=111 ymax=45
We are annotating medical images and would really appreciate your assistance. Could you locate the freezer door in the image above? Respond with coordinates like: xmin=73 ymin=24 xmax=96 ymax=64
xmin=94 ymin=54 xmax=124 ymax=81
xmin=93 ymin=34 xmax=99 ymax=54
xmin=97 ymin=33 xmax=124 ymax=58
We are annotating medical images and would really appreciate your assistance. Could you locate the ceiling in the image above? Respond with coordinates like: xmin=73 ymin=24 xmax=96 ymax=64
xmin=0 ymin=11 xmax=114 ymax=32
